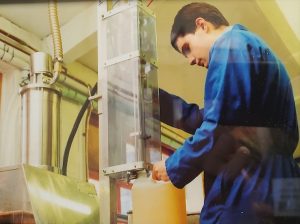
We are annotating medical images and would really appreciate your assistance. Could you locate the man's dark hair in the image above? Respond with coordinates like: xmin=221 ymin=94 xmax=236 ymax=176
xmin=171 ymin=2 xmax=229 ymax=51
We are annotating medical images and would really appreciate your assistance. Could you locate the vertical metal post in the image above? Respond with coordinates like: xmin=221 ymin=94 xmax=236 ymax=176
xmin=98 ymin=1 xmax=118 ymax=223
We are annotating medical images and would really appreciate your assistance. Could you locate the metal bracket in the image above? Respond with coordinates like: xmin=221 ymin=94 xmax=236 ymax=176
xmin=88 ymin=94 xmax=102 ymax=101
xmin=126 ymin=170 xmax=138 ymax=183
xmin=102 ymin=161 xmax=152 ymax=179
xmin=104 ymin=50 xmax=140 ymax=68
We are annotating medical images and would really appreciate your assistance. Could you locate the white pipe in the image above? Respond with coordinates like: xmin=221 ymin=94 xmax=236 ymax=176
xmin=57 ymin=72 xmax=89 ymax=96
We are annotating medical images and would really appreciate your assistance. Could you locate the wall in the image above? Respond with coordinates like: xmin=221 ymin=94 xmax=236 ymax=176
xmin=0 ymin=62 xmax=22 ymax=166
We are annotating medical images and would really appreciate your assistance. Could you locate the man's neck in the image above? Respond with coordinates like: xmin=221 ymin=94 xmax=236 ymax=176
xmin=209 ymin=25 xmax=230 ymax=43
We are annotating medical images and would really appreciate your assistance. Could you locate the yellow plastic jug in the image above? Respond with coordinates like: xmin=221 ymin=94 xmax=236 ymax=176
xmin=131 ymin=172 xmax=187 ymax=224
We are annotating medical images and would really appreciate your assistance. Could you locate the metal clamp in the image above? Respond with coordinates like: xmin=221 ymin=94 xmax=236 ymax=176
xmin=126 ymin=170 xmax=138 ymax=183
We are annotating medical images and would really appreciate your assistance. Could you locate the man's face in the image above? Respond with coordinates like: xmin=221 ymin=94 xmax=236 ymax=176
xmin=175 ymin=28 xmax=211 ymax=68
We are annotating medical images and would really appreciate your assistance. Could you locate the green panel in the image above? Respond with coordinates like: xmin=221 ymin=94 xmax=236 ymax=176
xmin=23 ymin=165 xmax=99 ymax=224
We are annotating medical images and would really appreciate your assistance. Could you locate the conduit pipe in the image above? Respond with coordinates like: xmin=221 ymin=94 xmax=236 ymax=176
xmin=48 ymin=0 xmax=63 ymax=84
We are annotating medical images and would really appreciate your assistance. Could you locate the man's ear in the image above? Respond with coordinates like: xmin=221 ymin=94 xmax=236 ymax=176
xmin=195 ymin=17 xmax=208 ymax=32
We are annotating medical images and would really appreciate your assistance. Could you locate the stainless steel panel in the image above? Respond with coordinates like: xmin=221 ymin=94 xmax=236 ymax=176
xmin=20 ymin=84 xmax=61 ymax=172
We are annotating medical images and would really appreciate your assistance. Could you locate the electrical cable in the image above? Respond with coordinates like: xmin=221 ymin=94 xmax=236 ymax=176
xmin=62 ymin=82 xmax=97 ymax=176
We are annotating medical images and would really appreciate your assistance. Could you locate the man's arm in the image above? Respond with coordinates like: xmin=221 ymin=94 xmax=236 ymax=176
xmin=159 ymin=88 xmax=203 ymax=134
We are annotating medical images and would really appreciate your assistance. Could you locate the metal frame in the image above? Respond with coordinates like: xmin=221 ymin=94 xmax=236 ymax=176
xmin=98 ymin=1 xmax=117 ymax=224
xmin=98 ymin=1 xmax=159 ymax=223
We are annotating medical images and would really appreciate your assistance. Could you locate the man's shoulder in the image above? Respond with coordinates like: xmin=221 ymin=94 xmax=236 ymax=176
xmin=226 ymin=24 xmax=253 ymax=41
xmin=216 ymin=24 xmax=264 ymax=49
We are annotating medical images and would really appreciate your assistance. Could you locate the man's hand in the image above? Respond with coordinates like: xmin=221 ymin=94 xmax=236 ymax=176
xmin=152 ymin=160 xmax=170 ymax=181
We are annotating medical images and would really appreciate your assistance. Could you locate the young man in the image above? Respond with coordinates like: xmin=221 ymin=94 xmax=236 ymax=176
xmin=153 ymin=2 xmax=300 ymax=224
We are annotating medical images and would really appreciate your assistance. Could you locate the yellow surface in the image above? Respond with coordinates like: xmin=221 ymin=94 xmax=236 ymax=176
xmin=132 ymin=174 xmax=187 ymax=224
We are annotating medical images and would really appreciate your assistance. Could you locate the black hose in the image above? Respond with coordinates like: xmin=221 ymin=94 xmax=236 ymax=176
xmin=62 ymin=82 xmax=98 ymax=176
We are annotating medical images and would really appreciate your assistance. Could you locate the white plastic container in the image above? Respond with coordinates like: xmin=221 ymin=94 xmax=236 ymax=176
xmin=132 ymin=173 xmax=187 ymax=224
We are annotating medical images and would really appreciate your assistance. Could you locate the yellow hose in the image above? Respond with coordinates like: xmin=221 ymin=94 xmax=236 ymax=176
xmin=161 ymin=123 xmax=186 ymax=145
xmin=48 ymin=0 xmax=63 ymax=83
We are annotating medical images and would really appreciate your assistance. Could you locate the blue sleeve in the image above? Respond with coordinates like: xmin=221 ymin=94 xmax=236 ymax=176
xmin=159 ymin=88 xmax=204 ymax=134
xmin=165 ymin=34 xmax=254 ymax=188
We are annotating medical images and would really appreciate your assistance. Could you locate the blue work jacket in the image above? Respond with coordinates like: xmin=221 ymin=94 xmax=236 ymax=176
xmin=160 ymin=24 xmax=300 ymax=224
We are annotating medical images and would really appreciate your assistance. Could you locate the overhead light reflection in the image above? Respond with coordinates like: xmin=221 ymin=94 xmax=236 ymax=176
xmin=29 ymin=186 xmax=92 ymax=215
